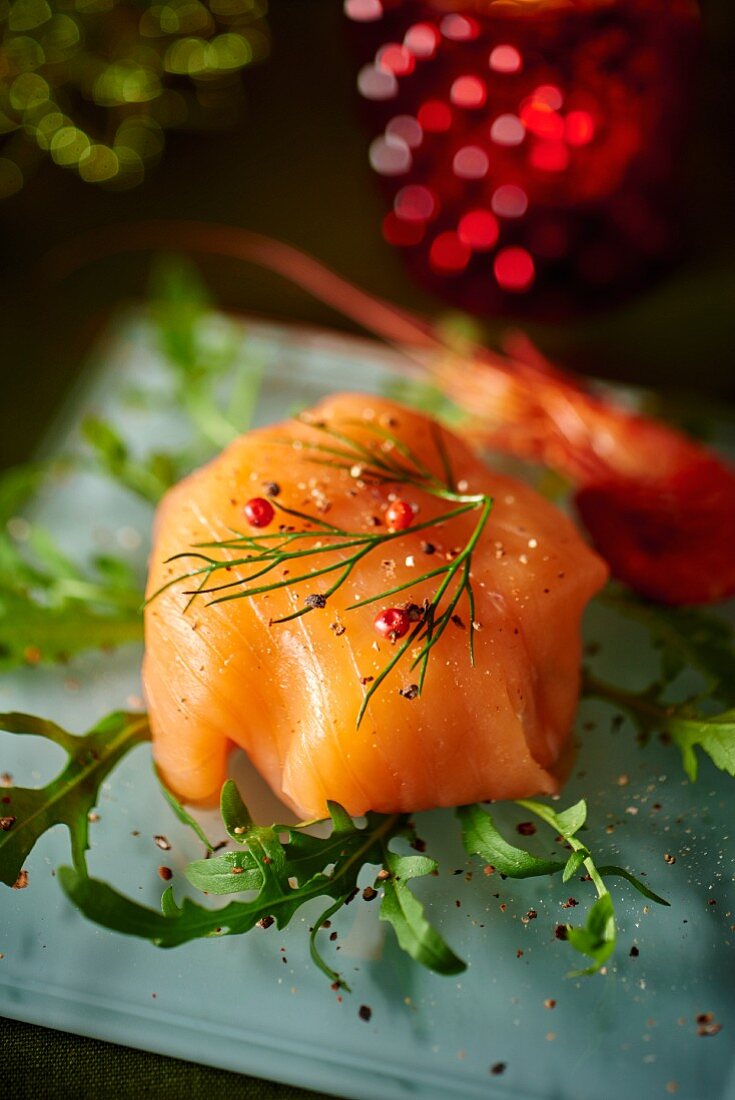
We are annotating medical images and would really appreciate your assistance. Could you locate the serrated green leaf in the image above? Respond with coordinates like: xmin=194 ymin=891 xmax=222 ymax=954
xmin=156 ymin=770 xmax=215 ymax=851
xmin=0 ymin=711 xmax=150 ymax=886
xmin=380 ymin=849 xmax=465 ymax=976
xmin=387 ymin=853 xmax=438 ymax=880
xmin=82 ymin=417 xmax=175 ymax=504
xmin=566 ymin=893 xmax=616 ymax=976
xmin=185 ymin=850 xmax=262 ymax=894
xmin=598 ymin=588 xmax=735 ymax=706
xmin=0 ymin=589 xmax=144 ymax=670
xmin=457 ymin=804 xmax=565 ymax=878
xmin=326 ymin=800 xmax=355 ymax=833
xmin=60 ymin=870 xmax=181 ymax=938
xmin=464 ymin=796 xmax=667 ymax=980
xmin=588 ymin=588 xmax=735 ymax=783
xmin=219 ymin=779 xmax=254 ymax=841
xmin=0 ymin=462 xmax=144 ymax=671
xmin=160 ymin=885 xmax=182 ymax=918
xmin=584 ymin=672 xmax=735 ymax=783
xmin=563 ymin=849 xmax=588 ymax=883
xmin=596 ymin=866 xmax=669 ymax=907
xmin=57 ymin=777 xmax=464 ymax=984
xmin=59 ymin=793 xmax=408 ymax=957
xmin=515 ymin=798 xmax=587 ymax=839
xmin=668 ymin=710 xmax=735 ymax=782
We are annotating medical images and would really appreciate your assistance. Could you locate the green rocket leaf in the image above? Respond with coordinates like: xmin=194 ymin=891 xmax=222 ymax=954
xmin=380 ymin=850 xmax=466 ymax=976
xmin=0 ymin=711 xmax=150 ymax=886
xmin=58 ymin=782 xmax=465 ymax=989
xmin=461 ymin=798 xmax=667 ymax=977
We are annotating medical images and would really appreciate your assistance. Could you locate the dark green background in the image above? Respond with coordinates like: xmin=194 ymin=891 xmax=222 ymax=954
xmin=0 ymin=0 xmax=734 ymax=472
xmin=3 ymin=1016 xmax=331 ymax=1099
xmin=0 ymin=0 xmax=733 ymax=1095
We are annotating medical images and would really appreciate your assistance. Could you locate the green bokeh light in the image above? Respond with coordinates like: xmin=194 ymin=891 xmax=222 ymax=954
xmin=0 ymin=0 xmax=270 ymax=191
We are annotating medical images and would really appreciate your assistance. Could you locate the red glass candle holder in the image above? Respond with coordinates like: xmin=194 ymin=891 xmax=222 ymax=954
xmin=346 ymin=0 xmax=701 ymax=317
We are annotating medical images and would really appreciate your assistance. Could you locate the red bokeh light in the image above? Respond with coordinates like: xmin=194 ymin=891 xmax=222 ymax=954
xmin=491 ymin=184 xmax=528 ymax=218
xmin=404 ymin=22 xmax=441 ymax=59
xmin=458 ymin=210 xmax=499 ymax=251
xmin=377 ymin=43 xmax=415 ymax=77
xmin=489 ymin=44 xmax=522 ymax=74
xmin=494 ymin=247 xmax=535 ymax=292
xmin=534 ymin=84 xmax=564 ymax=111
xmin=417 ymin=100 xmax=452 ymax=133
xmin=357 ymin=64 xmax=397 ymax=101
xmin=394 ymin=183 xmax=436 ymax=222
xmin=566 ymin=110 xmax=596 ymax=146
xmin=344 ymin=0 xmax=382 ymax=22
xmin=530 ymin=140 xmax=570 ymax=172
xmin=521 ymin=99 xmax=565 ymax=141
xmin=450 ymin=75 xmax=487 ymax=109
xmin=453 ymin=145 xmax=489 ymax=179
xmin=490 ymin=113 xmax=525 ymax=146
xmin=355 ymin=0 xmax=701 ymax=315
xmin=386 ymin=114 xmax=422 ymax=148
xmin=430 ymin=231 xmax=471 ymax=273
xmin=440 ymin=14 xmax=479 ymax=41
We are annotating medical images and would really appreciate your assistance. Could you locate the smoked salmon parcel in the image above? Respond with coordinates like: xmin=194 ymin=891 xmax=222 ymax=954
xmin=144 ymin=394 xmax=607 ymax=817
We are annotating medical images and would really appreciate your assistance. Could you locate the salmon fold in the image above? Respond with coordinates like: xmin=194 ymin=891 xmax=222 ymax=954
xmin=144 ymin=393 xmax=608 ymax=817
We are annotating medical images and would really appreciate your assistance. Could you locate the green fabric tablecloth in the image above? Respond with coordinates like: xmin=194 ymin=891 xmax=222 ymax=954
xmin=1 ymin=1 xmax=734 ymax=1095
xmin=3 ymin=1017 xmax=334 ymax=1099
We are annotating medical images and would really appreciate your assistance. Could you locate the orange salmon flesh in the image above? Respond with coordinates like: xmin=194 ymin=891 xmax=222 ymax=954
xmin=144 ymin=394 xmax=608 ymax=818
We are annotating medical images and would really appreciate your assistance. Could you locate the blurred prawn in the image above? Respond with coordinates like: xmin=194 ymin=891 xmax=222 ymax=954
xmin=43 ymin=221 xmax=735 ymax=606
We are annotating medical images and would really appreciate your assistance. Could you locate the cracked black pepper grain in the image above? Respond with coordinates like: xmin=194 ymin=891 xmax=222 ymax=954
xmin=305 ymin=594 xmax=327 ymax=609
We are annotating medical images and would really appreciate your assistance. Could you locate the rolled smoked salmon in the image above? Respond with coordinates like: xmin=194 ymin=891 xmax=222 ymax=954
xmin=144 ymin=394 xmax=608 ymax=817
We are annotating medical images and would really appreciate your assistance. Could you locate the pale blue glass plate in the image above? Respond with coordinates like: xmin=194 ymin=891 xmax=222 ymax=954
xmin=1 ymin=315 xmax=733 ymax=1100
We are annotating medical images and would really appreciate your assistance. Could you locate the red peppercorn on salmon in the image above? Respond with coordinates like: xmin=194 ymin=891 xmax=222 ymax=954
xmin=144 ymin=394 xmax=608 ymax=817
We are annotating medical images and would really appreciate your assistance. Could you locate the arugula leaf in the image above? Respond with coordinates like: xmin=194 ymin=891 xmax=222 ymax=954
xmin=510 ymin=798 xmax=618 ymax=976
xmin=457 ymin=803 xmax=565 ymax=878
xmin=0 ymin=590 xmax=144 ymax=670
xmin=0 ymin=462 xmax=144 ymax=669
xmin=666 ymin=710 xmax=735 ymax=782
xmin=82 ymin=418 xmax=179 ymax=505
xmin=598 ymin=587 xmax=735 ymax=706
xmin=516 ymin=798 xmax=587 ymax=838
xmin=595 ymin=866 xmax=669 ymax=907
xmin=584 ymin=673 xmax=735 ymax=782
xmin=58 ymin=780 xmax=464 ymax=987
xmin=2 ymin=702 xmax=668 ymax=987
xmin=59 ymin=872 xmax=183 ymax=938
xmin=461 ymin=798 xmax=667 ymax=976
xmin=566 ymin=894 xmax=616 ymax=977
xmin=149 ymin=257 xmax=262 ymax=452
xmin=380 ymin=851 xmax=466 ymax=976
xmin=0 ymin=711 xmax=150 ymax=886
xmin=219 ymin=777 xmax=254 ymax=840
xmin=185 ymin=849 xmax=262 ymax=895
xmin=155 ymin=769 xmax=216 ymax=851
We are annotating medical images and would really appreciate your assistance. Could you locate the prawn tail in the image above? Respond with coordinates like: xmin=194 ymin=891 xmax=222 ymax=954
xmin=575 ymin=456 xmax=735 ymax=605
xmin=429 ymin=344 xmax=613 ymax=486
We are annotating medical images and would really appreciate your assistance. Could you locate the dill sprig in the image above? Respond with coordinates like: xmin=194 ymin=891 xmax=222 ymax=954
xmin=153 ymin=415 xmax=493 ymax=726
